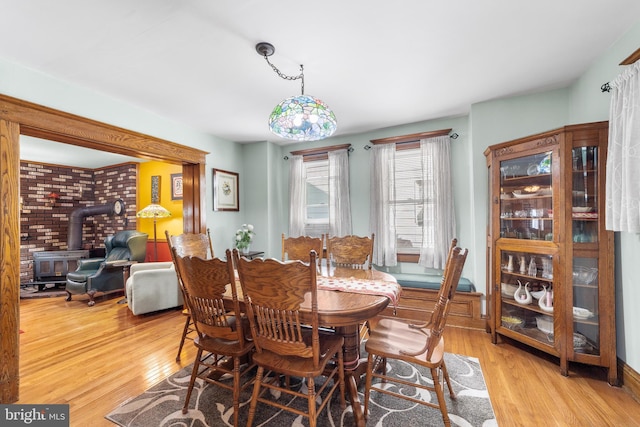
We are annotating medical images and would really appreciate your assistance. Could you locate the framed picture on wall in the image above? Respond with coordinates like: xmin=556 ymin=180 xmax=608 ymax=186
xmin=151 ymin=176 xmax=161 ymax=203
xmin=213 ymin=168 xmax=239 ymax=211
xmin=171 ymin=173 xmax=183 ymax=200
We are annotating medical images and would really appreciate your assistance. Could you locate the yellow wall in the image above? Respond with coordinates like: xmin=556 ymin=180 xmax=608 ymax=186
xmin=138 ymin=161 xmax=183 ymax=240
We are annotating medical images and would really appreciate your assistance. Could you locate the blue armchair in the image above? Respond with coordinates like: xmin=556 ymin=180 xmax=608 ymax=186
xmin=66 ymin=230 xmax=148 ymax=306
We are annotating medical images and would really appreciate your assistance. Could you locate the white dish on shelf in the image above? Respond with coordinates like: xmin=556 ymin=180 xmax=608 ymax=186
xmin=512 ymin=191 xmax=539 ymax=198
xmin=531 ymin=290 xmax=545 ymax=300
xmin=573 ymin=307 xmax=594 ymax=320
xmin=535 ymin=315 xmax=554 ymax=334
xmin=572 ymin=207 xmax=593 ymax=213
xmin=501 ymin=283 xmax=518 ymax=299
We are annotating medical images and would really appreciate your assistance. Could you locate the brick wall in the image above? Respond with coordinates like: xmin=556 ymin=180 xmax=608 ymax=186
xmin=20 ymin=161 xmax=139 ymax=285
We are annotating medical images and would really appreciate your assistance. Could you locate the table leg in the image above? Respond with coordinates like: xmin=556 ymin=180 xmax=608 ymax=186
xmin=117 ymin=264 xmax=133 ymax=304
xmin=335 ymin=324 xmax=367 ymax=427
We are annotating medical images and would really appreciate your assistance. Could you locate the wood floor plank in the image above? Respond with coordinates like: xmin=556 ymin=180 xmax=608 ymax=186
xmin=17 ymin=294 xmax=640 ymax=426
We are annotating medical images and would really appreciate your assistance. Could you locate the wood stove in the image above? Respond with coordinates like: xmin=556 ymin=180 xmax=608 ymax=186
xmin=32 ymin=250 xmax=90 ymax=291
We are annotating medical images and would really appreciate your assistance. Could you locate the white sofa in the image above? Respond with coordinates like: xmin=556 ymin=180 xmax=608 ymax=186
xmin=125 ymin=262 xmax=183 ymax=315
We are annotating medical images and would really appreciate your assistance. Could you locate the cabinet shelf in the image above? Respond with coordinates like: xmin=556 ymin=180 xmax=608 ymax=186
xmin=503 ymin=299 xmax=554 ymax=315
xmin=501 ymin=269 xmax=553 ymax=283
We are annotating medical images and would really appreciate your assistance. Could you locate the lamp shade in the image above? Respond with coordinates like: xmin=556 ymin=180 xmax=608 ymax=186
xmin=136 ymin=203 xmax=171 ymax=218
xmin=269 ymin=94 xmax=337 ymax=141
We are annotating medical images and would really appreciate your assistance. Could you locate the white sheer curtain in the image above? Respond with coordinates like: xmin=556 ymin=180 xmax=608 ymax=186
xmin=606 ymin=61 xmax=640 ymax=232
xmin=370 ymin=143 xmax=397 ymax=266
xmin=369 ymin=135 xmax=456 ymax=269
xmin=328 ymin=149 xmax=352 ymax=236
xmin=417 ymin=135 xmax=456 ymax=269
xmin=288 ymin=154 xmax=306 ymax=236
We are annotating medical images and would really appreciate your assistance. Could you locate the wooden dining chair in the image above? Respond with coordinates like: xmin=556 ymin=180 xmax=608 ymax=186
xmin=363 ymin=239 xmax=468 ymax=427
xmin=165 ymin=229 xmax=214 ymax=361
xmin=281 ymin=233 xmax=324 ymax=266
xmin=326 ymin=233 xmax=375 ymax=270
xmin=172 ymin=248 xmax=255 ymax=427
xmin=233 ymin=248 xmax=346 ymax=427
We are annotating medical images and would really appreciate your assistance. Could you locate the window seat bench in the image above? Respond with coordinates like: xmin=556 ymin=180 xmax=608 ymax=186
xmin=379 ymin=272 xmax=485 ymax=330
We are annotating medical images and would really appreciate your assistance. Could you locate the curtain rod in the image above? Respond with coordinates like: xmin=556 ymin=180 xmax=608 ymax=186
xmin=363 ymin=129 xmax=457 ymax=150
xmin=283 ymin=143 xmax=352 ymax=160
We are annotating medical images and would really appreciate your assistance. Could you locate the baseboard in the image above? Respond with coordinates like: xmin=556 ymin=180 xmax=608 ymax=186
xmin=621 ymin=358 xmax=640 ymax=403
xmin=380 ymin=287 xmax=485 ymax=330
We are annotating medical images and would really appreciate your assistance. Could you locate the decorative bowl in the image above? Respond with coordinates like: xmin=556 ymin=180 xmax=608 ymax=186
xmin=538 ymin=187 xmax=553 ymax=196
xmin=501 ymin=316 xmax=524 ymax=330
xmin=573 ymin=306 xmax=594 ymax=320
xmin=513 ymin=190 xmax=539 ymax=198
xmin=535 ymin=315 xmax=554 ymax=334
xmin=572 ymin=266 xmax=597 ymax=285
xmin=572 ymin=206 xmax=593 ymax=213
xmin=573 ymin=333 xmax=588 ymax=349
xmin=531 ymin=290 xmax=545 ymax=300
xmin=501 ymin=283 xmax=518 ymax=299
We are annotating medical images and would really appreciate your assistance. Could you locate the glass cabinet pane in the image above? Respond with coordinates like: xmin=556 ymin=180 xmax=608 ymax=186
xmin=499 ymin=248 xmax=555 ymax=347
xmin=572 ymin=257 xmax=600 ymax=356
xmin=499 ymin=151 xmax=553 ymax=241
xmin=572 ymin=147 xmax=599 ymax=243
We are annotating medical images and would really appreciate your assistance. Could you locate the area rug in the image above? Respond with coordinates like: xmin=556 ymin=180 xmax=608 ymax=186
xmin=106 ymin=352 xmax=496 ymax=426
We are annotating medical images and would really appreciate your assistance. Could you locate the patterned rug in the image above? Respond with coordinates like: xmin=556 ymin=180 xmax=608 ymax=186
xmin=106 ymin=352 xmax=496 ymax=426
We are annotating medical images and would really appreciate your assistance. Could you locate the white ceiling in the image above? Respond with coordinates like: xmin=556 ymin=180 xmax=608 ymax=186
xmin=4 ymin=1 xmax=640 ymax=166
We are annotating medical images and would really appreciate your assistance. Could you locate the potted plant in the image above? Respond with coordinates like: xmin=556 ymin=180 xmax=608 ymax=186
xmin=235 ymin=224 xmax=255 ymax=254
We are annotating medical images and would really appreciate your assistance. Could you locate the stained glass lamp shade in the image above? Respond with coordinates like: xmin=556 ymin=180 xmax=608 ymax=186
xmin=269 ymin=94 xmax=337 ymax=141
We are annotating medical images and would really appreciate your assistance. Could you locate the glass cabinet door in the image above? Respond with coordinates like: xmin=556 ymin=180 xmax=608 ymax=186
xmin=571 ymin=146 xmax=599 ymax=243
xmin=499 ymin=151 xmax=553 ymax=241
xmin=498 ymin=247 xmax=555 ymax=348
xmin=572 ymin=257 xmax=600 ymax=356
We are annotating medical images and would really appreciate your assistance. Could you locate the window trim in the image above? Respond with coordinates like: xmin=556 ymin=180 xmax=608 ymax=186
xmin=291 ymin=143 xmax=351 ymax=162
xmin=370 ymin=128 xmax=452 ymax=146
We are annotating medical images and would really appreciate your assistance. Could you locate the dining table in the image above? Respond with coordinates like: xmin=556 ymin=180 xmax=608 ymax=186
xmin=225 ymin=264 xmax=401 ymax=427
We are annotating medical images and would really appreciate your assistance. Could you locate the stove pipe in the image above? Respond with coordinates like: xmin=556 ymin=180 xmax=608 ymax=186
xmin=67 ymin=201 xmax=117 ymax=250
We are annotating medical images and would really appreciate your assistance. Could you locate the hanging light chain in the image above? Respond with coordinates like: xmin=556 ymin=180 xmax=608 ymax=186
xmin=261 ymin=54 xmax=305 ymax=95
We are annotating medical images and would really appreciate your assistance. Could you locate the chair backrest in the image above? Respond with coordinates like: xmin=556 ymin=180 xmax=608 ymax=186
xmin=281 ymin=234 xmax=324 ymax=264
xmin=326 ymin=234 xmax=375 ymax=270
xmin=424 ymin=239 xmax=468 ymax=359
xmin=233 ymin=249 xmax=321 ymax=366
xmin=172 ymin=248 xmax=244 ymax=344
xmin=165 ymin=229 xmax=213 ymax=260
xmin=105 ymin=230 xmax=148 ymax=263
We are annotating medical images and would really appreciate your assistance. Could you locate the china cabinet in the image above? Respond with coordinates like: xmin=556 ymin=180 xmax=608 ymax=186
xmin=484 ymin=121 xmax=617 ymax=385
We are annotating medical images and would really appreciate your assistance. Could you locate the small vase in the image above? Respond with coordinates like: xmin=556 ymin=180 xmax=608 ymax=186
xmin=241 ymin=245 xmax=251 ymax=254
xmin=528 ymin=258 xmax=537 ymax=277
xmin=507 ymin=255 xmax=514 ymax=272
xmin=519 ymin=256 xmax=527 ymax=274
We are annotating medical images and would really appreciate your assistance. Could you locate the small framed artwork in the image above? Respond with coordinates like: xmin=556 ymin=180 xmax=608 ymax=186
xmin=151 ymin=176 xmax=161 ymax=203
xmin=213 ymin=168 xmax=239 ymax=211
xmin=171 ymin=173 xmax=183 ymax=200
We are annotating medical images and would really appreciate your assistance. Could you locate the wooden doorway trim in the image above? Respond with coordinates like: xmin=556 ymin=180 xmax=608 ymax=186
xmin=0 ymin=93 xmax=208 ymax=402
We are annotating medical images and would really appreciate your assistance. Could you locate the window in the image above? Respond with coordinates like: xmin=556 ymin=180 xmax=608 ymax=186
xmin=288 ymin=144 xmax=352 ymax=238
xmin=370 ymin=130 xmax=456 ymax=268
xmin=393 ymin=146 xmax=427 ymax=254
xmin=303 ymin=158 xmax=330 ymax=236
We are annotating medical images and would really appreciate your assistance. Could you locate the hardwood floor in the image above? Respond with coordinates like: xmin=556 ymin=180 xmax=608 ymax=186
xmin=17 ymin=292 xmax=640 ymax=426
